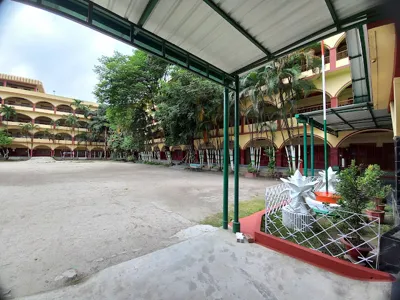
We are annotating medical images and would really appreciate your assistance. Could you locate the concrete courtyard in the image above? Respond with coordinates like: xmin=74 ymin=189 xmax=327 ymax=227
xmin=0 ymin=160 xmax=274 ymax=298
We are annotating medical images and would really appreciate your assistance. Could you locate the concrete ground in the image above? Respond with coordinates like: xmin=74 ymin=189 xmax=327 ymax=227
xmin=0 ymin=160 xmax=276 ymax=298
xmin=19 ymin=230 xmax=391 ymax=300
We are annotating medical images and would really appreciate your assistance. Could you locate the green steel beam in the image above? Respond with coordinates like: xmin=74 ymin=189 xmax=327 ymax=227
xmin=358 ymin=26 xmax=372 ymax=102
xmin=295 ymin=114 xmax=338 ymax=137
xmin=331 ymin=108 xmax=355 ymax=129
xmin=303 ymin=123 xmax=308 ymax=176
xmin=233 ymin=75 xmax=240 ymax=233
xmin=137 ymin=0 xmax=159 ymax=27
xmin=232 ymin=6 xmax=382 ymax=75
xmin=367 ymin=104 xmax=379 ymax=128
xmin=14 ymin=0 xmax=235 ymax=89
xmin=310 ymin=119 xmax=315 ymax=176
xmin=203 ymin=0 xmax=271 ymax=57
xmin=222 ymin=86 xmax=229 ymax=230
xmin=324 ymin=0 xmax=340 ymax=29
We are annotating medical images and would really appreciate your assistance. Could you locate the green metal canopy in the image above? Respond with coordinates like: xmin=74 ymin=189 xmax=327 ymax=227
xmin=296 ymin=102 xmax=393 ymax=136
xmin=12 ymin=0 xmax=385 ymax=232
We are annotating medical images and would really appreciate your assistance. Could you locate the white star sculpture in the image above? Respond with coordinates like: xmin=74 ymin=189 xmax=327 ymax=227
xmin=281 ymin=170 xmax=319 ymax=214
xmin=318 ymin=167 xmax=339 ymax=193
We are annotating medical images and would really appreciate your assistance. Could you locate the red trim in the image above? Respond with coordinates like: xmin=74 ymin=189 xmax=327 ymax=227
xmin=237 ymin=211 xmax=394 ymax=282
xmin=330 ymin=96 xmax=338 ymax=108
xmin=254 ymin=231 xmax=394 ymax=282
xmin=367 ymin=19 xmax=394 ymax=30
xmin=329 ymin=48 xmax=336 ymax=71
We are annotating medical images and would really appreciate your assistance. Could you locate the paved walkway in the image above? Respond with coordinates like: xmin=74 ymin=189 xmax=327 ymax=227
xmin=20 ymin=229 xmax=391 ymax=300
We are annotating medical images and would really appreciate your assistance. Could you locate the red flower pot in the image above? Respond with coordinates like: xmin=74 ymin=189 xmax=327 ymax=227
xmin=340 ymin=237 xmax=372 ymax=261
xmin=366 ymin=209 xmax=385 ymax=223
xmin=376 ymin=204 xmax=385 ymax=211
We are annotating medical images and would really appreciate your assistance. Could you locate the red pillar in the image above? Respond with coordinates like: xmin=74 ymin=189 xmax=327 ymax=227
xmin=329 ymin=47 xmax=337 ymax=71
xmin=72 ymin=136 xmax=75 ymax=145
xmin=32 ymin=103 xmax=36 ymax=112
xmin=3 ymin=80 xmax=6 ymax=87
xmin=330 ymin=147 xmax=339 ymax=167
xmin=30 ymin=149 xmax=33 ymax=157
xmin=54 ymin=107 xmax=57 ymax=114
xmin=1 ymin=97 xmax=4 ymax=105
xmin=240 ymin=149 xmax=245 ymax=164
xmin=331 ymin=96 xmax=338 ymax=108
xmin=275 ymin=149 xmax=283 ymax=167
xmin=50 ymin=149 xmax=54 ymax=157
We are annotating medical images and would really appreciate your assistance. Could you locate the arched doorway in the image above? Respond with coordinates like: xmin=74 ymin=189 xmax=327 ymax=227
xmin=90 ymin=147 xmax=104 ymax=159
xmin=75 ymin=146 xmax=88 ymax=158
xmin=4 ymin=97 xmax=33 ymax=109
xmin=337 ymin=130 xmax=394 ymax=170
xmin=33 ymin=145 xmax=51 ymax=157
xmin=160 ymin=146 xmax=168 ymax=160
xmin=7 ymin=144 xmax=29 ymax=157
xmin=171 ymin=146 xmax=184 ymax=161
xmin=35 ymin=101 xmax=54 ymax=111
xmin=243 ymin=138 xmax=275 ymax=166
xmin=34 ymin=116 xmax=52 ymax=125
xmin=54 ymin=146 xmax=72 ymax=158
xmin=280 ymin=136 xmax=329 ymax=170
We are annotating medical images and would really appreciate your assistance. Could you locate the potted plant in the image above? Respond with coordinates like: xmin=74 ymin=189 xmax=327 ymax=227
xmin=336 ymin=160 xmax=372 ymax=260
xmin=360 ymin=164 xmax=391 ymax=223
xmin=245 ymin=163 xmax=258 ymax=178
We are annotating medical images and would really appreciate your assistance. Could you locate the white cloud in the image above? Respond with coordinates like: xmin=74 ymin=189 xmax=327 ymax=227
xmin=0 ymin=0 xmax=134 ymax=102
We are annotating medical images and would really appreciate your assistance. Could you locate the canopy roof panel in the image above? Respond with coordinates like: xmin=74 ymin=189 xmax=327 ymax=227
xmin=296 ymin=103 xmax=392 ymax=136
xmin=15 ymin=0 xmax=382 ymax=82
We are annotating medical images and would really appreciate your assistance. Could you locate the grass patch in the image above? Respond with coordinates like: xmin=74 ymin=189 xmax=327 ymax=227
xmin=200 ymin=198 xmax=264 ymax=227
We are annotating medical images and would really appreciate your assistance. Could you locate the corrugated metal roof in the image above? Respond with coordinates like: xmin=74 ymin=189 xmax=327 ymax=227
xmin=90 ymin=0 xmax=382 ymax=75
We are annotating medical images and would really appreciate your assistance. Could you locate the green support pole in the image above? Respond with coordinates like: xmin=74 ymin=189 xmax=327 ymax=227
xmin=324 ymin=120 xmax=328 ymax=192
xmin=303 ymin=123 xmax=308 ymax=176
xmin=222 ymin=86 xmax=229 ymax=229
xmin=310 ymin=119 xmax=315 ymax=176
xmin=233 ymin=76 xmax=240 ymax=233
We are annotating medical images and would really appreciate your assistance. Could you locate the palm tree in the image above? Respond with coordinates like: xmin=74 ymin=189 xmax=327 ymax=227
xmin=88 ymin=105 xmax=109 ymax=158
xmin=19 ymin=123 xmax=39 ymax=157
xmin=0 ymin=105 xmax=17 ymax=133
xmin=239 ymin=48 xmax=319 ymax=172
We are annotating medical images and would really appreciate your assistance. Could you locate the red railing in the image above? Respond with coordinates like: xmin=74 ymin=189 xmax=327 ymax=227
xmin=338 ymin=98 xmax=354 ymax=107
xmin=337 ymin=50 xmax=348 ymax=60
xmin=296 ymin=102 xmax=331 ymax=114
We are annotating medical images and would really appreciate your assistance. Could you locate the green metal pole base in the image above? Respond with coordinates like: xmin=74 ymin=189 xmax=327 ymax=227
xmin=232 ymin=221 xmax=241 ymax=233
xmin=222 ymin=220 xmax=228 ymax=230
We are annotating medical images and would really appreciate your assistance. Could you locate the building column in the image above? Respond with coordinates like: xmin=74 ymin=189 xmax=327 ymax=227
xmin=240 ymin=148 xmax=245 ymax=164
xmin=3 ymin=80 xmax=6 ymax=87
xmin=329 ymin=47 xmax=337 ymax=71
xmin=32 ymin=103 xmax=36 ymax=112
xmin=330 ymin=147 xmax=339 ymax=167
xmin=275 ymin=149 xmax=283 ymax=167
xmin=50 ymin=149 xmax=54 ymax=157
xmin=54 ymin=107 xmax=57 ymax=114
xmin=331 ymin=96 xmax=339 ymax=108
xmin=72 ymin=136 xmax=75 ymax=145
xmin=30 ymin=149 xmax=33 ymax=157
xmin=1 ymin=97 xmax=4 ymax=105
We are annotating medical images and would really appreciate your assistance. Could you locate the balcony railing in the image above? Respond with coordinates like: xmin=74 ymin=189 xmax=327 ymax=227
xmin=337 ymin=50 xmax=348 ymax=60
xmin=296 ymin=102 xmax=331 ymax=114
xmin=338 ymin=98 xmax=354 ymax=107
xmin=324 ymin=56 xmax=330 ymax=64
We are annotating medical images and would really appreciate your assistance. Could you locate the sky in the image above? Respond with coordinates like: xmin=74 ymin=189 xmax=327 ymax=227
xmin=0 ymin=0 xmax=134 ymax=102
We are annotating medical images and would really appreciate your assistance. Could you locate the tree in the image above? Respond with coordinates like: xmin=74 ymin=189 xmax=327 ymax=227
xmin=88 ymin=104 xmax=109 ymax=158
xmin=0 ymin=129 xmax=13 ymax=159
xmin=0 ymin=105 xmax=17 ymax=133
xmin=19 ymin=123 xmax=39 ymax=157
xmin=155 ymin=67 xmax=223 ymax=150
xmin=94 ymin=50 xmax=169 ymax=152
xmin=239 ymin=48 xmax=319 ymax=171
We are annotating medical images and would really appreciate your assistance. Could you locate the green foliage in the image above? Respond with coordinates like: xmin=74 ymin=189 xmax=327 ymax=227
xmin=336 ymin=160 xmax=369 ymax=229
xmin=0 ymin=104 xmax=17 ymax=122
xmin=247 ymin=163 xmax=258 ymax=173
xmin=359 ymin=164 xmax=391 ymax=200
xmin=126 ymin=155 xmax=135 ymax=162
xmin=0 ymin=129 xmax=13 ymax=158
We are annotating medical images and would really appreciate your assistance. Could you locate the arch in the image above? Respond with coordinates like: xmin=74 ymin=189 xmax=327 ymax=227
xmin=8 ymin=129 xmax=25 ymax=138
xmin=14 ymin=113 xmax=32 ymax=123
xmin=334 ymin=80 xmax=352 ymax=98
xmin=75 ymin=108 xmax=86 ymax=115
xmin=198 ymin=142 xmax=216 ymax=150
xmin=161 ymin=145 xmax=169 ymax=152
xmin=33 ymin=131 xmax=51 ymax=139
xmin=170 ymin=145 xmax=182 ymax=151
xmin=35 ymin=101 xmax=54 ymax=111
xmin=243 ymin=137 xmax=277 ymax=150
xmin=56 ymin=104 xmax=73 ymax=113
xmin=54 ymin=145 xmax=72 ymax=157
xmin=304 ymin=89 xmax=333 ymax=99
xmin=32 ymin=145 xmax=52 ymax=157
xmin=56 ymin=118 xmax=68 ymax=127
xmin=279 ymin=134 xmax=333 ymax=149
xmin=336 ymin=129 xmax=393 ymax=148
xmin=333 ymin=33 xmax=346 ymax=48
xmin=54 ymin=132 xmax=72 ymax=140
xmin=74 ymin=146 xmax=88 ymax=158
xmin=34 ymin=116 xmax=52 ymax=125
xmin=77 ymin=120 xmax=88 ymax=128
xmin=4 ymin=97 xmax=33 ymax=108
xmin=7 ymin=143 xmax=29 ymax=157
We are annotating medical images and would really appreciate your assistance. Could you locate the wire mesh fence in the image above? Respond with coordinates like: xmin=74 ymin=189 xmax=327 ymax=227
xmin=265 ymin=182 xmax=381 ymax=269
